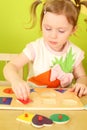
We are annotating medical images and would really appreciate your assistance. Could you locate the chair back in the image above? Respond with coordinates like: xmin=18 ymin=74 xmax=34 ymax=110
xmin=0 ymin=53 xmax=23 ymax=86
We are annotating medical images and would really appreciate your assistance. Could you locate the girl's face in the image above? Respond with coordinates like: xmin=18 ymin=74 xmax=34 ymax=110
xmin=42 ymin=12 xmax=75 ymax=51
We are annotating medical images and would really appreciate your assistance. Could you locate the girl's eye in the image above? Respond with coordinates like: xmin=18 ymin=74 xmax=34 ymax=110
xmin=44 ymin=26 xmax=52 ymax=31
xmin=58 ymin=30 xmax=65 ymax=33
xmin=45 ymin=28 xmax=51 ymax=31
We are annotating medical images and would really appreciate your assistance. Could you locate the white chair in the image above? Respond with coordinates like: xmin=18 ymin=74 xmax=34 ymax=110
xmin=0 ymin=53 xmax=23 ymax=86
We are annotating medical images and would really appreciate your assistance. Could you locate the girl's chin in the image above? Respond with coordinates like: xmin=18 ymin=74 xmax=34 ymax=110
xmin=49 ymin=46 xmax=60 ymax=51
xmin=49 ymin=45 xmax=63 ymax=52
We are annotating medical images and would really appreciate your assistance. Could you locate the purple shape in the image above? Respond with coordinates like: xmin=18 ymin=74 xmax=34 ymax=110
xmin=32 ymin=114 xmax=53 ymax=127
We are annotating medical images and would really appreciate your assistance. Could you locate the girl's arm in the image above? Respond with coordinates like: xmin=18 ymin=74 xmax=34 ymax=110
xmin=3 ymin=52 xmax=30 ymax=100
xmin=71 ymin=62 xmax=87 ymax=97
xmin=74 ymin=62 xmax=87 ymax=85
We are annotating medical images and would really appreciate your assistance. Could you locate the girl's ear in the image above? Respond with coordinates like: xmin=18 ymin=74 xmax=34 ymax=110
xmin=71 ymin=25 xmax=77 ymax=34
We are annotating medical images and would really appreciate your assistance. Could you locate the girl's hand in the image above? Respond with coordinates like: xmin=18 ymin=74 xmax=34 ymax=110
xmin=70 ymin=83 xmax=87 ymax=97
xmin=50 ymin=64 xmax=73 ymax=87
xmin=11 ymin=79 xmax=30 ymax=100
xmin=60 ymin=73 xmax=73 ymax=87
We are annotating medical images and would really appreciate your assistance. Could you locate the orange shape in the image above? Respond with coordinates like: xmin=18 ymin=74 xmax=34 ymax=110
xmin=28 ymin=69 xmax=60 ymax=88
xmin=3 ymin=88 xmax=14 ymax=94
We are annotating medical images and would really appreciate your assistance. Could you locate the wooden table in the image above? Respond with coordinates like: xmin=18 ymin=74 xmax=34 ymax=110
xmin=0 ymin=108 xmax=87 ymax=130
xmin=0 ymin=87 xmax=87 ymax=130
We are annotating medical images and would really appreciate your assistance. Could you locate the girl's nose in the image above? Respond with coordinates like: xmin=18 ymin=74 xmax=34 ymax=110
xmin=50 ymin=30 xmax=58 ymax=39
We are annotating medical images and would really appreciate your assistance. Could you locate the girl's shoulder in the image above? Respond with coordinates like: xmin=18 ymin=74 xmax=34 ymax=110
xmin=25 ymin=37 xmax=44 ymax=49
xmin=68 ymin=41 xmax=84 ymax=53
xmin=30 ymin=37 xmax=43 ymax=45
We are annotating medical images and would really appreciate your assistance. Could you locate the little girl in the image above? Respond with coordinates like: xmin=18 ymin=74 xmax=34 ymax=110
xmin=4 ymin=0 xmax=87 ymax=100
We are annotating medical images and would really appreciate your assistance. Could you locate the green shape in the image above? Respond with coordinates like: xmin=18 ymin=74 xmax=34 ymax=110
xmin=50 ymin=114 xmax=70 ymax=123
xmin=52 ymin=47 xmax=75 ymax=73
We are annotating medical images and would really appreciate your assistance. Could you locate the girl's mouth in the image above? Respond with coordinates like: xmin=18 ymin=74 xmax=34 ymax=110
xmin=49 ymin=41 xmax=57 ymax=45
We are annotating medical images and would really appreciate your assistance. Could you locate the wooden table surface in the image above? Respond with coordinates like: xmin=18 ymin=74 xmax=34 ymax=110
xmin=0 ymin=109 xmax=87 ymax=130
xmin=0 ymin=88 xmax=87 ymax=130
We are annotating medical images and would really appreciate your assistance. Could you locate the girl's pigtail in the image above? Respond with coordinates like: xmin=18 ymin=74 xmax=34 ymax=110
xmin=74 ymin=0 xmax=87 ymax=28
xmin=80 ymin=1 xmax=87 ymax=7
xmin=29 ymin=0 xmax=42 ymax=28
xmin=74 ymin=0 xmax=87 ymax=12
xmin=74 ymin=0 xmax=81 ymax=14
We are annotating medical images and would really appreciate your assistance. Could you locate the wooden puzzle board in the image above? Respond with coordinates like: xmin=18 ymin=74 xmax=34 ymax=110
xmin=0 ymin=86 xmax=85 ymax=110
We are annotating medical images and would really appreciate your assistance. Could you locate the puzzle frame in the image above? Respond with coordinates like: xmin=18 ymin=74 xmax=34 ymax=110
xmin=0 ymin=86 xmax=85 ymax=110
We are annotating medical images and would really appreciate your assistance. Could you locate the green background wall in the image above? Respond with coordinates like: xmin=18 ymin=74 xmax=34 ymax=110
xmin=0 ymin=0 xmax=87 ymax=79
xmin=0 ymin=0 xmax=42 ymax=53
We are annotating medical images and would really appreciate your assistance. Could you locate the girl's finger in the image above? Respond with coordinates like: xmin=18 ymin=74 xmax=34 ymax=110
xmin=82 ymin=88 xmax=87 ymax=96
xmin=78 ymin=87 xmax=85 ymax=97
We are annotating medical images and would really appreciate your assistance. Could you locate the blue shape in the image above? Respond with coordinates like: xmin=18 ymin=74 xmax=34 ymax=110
xmin=30 ymin=88 xmax=35 ymax=93
xmin=55 ymin=89 xmax=66 ymax=93
xmin=0 ymin=97 xmax=12 ymax=105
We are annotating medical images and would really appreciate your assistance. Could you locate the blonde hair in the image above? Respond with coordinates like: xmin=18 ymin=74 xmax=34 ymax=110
xmin=29 ymin=0 xmax=87 ymax=28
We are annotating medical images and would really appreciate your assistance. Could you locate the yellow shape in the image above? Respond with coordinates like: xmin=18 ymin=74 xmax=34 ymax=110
xmin=16 ymin=113 xmax=35 ymax=124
